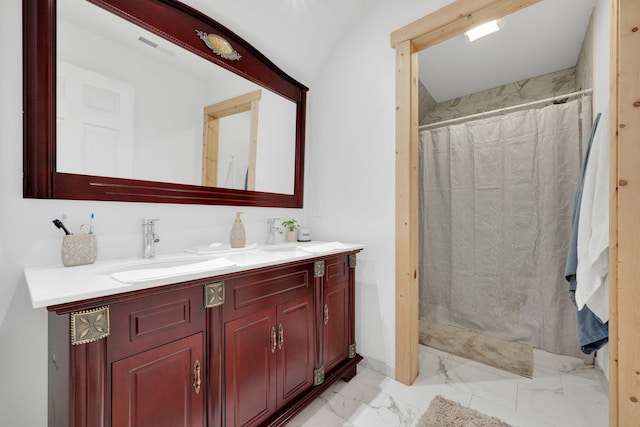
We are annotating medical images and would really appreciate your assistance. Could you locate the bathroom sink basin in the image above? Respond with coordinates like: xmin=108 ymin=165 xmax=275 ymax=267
xmin=259 ymin=244 xmax=302 ymax=252
xmin=185 ymin=243 xmax=258 ymax=255
xmin=258 ymin=242 xmax=346 ymax=255
xmin=90 ymin=242 xmax=340 ymax=285
xmin=93 ymin=256 xmax=222 ymax=275
xmin=101 ymin=255 xmax=237 ymax=284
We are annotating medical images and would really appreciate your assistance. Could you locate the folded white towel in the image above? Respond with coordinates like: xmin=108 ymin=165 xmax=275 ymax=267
xmin=296 ymin=241 xmax=348 ymax=254
xmin=576 ymin=104 xmax=610 ymax=322
xmin=111 ymin=257 xmax=236 ymax=284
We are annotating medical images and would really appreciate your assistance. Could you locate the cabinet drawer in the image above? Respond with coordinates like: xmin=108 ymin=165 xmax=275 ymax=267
xmin=324 ymin=255 xmax=350 ymax=288
xmin=223 ymin=264 xmax=312 ymax=321
xmin=108 ymin=286 xmax=205 ymax=361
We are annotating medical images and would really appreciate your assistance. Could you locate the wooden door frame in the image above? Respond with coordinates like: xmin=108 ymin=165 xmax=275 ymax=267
xmin=391 ymin=1 xmax=636 ymax=425
xmin=610 ymin=1 xmax=640 ymax=424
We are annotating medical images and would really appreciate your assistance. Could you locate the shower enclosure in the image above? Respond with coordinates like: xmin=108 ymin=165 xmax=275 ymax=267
xmin=419 ymin=96 xmax=591 ymax=358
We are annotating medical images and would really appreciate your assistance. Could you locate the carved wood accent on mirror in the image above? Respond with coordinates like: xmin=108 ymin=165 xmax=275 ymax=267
xmin=23 ymin=0 xmax=307 ymax=207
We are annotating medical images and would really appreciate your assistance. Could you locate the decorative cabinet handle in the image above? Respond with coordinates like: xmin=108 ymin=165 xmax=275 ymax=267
xmin=193 ymin=359 xmax=201 ymax=394
xmin=270 ymin=326 xmax=277 ymax=353
xmin=277 ymin=323 xmax=284 ymax=350
xmin=323 ymin=304 xmax=329 ymax=325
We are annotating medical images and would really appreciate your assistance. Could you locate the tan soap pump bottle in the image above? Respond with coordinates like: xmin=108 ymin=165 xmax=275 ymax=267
xmin=229 ymin=212 xmax=246 ymax=248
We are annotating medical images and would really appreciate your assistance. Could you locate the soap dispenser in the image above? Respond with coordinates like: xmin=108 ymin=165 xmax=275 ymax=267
xmin=230 ymin=212 xmax=246 ymax=248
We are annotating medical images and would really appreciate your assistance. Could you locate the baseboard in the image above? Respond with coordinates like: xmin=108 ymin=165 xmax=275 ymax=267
xmin=359 ymin=355 xmax=395 ymax=379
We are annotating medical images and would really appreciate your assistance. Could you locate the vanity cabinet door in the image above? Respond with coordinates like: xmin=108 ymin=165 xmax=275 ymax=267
xmin=224 ymin=308 xmax=278 ymax=427
xmin=276 ymin=293 xmax=315 ymax=407
xmin=111 ymin=332 xmax=204 ymax=427
xmin=224 ymin=294 xmax=315 ymax=427
xmin=322 ymin=255 xmax=352 ymax=373
xmin=323 ymin=281 xmax=350 ymax=373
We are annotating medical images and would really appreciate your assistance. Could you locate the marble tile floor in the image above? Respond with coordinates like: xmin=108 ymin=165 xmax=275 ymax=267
xmin=287 ymin=345 xmax=608 ymax=427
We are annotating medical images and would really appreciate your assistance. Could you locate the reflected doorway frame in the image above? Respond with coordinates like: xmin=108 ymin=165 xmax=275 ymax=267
xmin=202 ymin=89 xmax=261 ymax=189
xmin=391 ymin=1 xmax=635 ymax=425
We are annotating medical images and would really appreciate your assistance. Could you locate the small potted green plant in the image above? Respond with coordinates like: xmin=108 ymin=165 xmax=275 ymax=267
xmin=281 ymin=219 xmax=299 ymax=242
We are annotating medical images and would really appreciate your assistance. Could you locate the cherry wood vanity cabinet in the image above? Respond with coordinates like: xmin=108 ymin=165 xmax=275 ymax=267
xmin=47 ymin=251 xmax=362 ymax=427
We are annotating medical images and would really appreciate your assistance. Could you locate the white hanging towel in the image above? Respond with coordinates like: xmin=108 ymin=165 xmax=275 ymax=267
xmin=575 ymin=103 xmax=609 ymax=322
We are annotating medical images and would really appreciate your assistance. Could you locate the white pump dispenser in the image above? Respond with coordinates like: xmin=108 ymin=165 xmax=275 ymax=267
xmin=229 ymin=212 xmax=246 ymax=248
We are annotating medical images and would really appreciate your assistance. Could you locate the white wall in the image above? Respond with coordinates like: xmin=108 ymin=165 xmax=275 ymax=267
xmin=305 ymin=0 xmax=454 ymax=374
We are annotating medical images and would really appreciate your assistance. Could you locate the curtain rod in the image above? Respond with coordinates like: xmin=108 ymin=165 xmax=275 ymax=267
xmin=419 ymin=88 xmax=593 ymax=131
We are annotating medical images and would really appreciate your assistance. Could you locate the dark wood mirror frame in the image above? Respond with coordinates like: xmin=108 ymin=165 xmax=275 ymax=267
xmin=23 ymin=0 xmax=307 ymax=207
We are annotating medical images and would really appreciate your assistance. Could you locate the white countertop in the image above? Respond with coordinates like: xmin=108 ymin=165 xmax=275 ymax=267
xmin=24 ymin=241 xmax=364 ymax=309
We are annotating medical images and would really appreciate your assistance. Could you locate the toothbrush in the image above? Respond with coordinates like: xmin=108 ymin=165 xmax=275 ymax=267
xmin=52 ymin=219 xmax=72 ymax=235
xmin=89 ymin=212 xmax=94 ymax=234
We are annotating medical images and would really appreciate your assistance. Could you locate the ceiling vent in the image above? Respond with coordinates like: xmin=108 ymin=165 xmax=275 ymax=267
xmin=137 ymin=35 xmax=177 ymax=57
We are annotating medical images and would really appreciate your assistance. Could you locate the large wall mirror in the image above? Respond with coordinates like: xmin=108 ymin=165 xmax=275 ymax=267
xmin=23 ymin=0 xmax=307 ymax=207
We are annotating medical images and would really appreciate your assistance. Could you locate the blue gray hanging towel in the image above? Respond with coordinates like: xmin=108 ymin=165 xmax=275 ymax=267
xmin=565 ymin=112 xmax=608 ymax=355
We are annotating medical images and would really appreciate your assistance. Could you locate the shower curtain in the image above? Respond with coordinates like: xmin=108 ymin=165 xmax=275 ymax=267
xmin=419 ymin=98 xmax=590 ymax=358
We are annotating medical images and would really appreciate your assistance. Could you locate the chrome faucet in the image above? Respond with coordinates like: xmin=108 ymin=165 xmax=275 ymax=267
xmin=266 ymin=218 xmax=282 ymax=245
xmin=142 ymin=218 xmax=160 ymax=258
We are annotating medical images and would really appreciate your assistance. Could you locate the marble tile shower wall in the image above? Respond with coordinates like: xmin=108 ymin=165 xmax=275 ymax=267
xmin=420 ymin=67 xmax=578 ymax=125
xmin=418 ymin=82 xmax=438 ymax=125
xmin=575 ymin=8 xmax=595 ymax=94
xmin=419 ymin=6 xmax=595 ymax=127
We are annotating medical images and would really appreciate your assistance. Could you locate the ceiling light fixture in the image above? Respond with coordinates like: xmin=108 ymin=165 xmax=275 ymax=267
xmin=464 ymin=19 xmax=502 ymax=42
